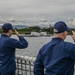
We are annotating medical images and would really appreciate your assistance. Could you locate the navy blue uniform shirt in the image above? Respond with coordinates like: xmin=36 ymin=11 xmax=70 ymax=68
xmin=34 ymin=38 xmax=75 ymax=75
xmin=0 ymin=34 xmax=28 ymax=73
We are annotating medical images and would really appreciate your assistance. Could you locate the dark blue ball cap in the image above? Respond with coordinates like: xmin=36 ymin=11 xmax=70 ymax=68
xmin=54 ymin=21 xmax=71 ymax=33
xmin=2 ymin=23 xmax=13 ymax=31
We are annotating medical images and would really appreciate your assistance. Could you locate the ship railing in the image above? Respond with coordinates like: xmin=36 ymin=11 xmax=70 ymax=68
xmin=16 ymin=55 xmax=36 ymax=75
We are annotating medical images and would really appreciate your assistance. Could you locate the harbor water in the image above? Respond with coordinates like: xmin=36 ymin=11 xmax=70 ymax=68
xmin=11 ymin=35 xmax=74 ymax=57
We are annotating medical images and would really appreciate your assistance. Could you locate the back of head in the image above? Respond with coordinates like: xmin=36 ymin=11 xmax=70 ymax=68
xmin=54 ymin=21 xmax=70 ymax=34
xmin=53 ymin=21 xmax=71 ymax=39
xmin=2 ymin=23 xmax=13 ymax=33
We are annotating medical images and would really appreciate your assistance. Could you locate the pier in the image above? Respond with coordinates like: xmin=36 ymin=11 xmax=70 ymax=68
xmin=16 ymin=55 xmax=36 ymax=75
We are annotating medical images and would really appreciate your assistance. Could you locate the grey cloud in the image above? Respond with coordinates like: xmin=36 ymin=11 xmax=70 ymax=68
xmin=0 ymin=0 xmax=75 ymax=21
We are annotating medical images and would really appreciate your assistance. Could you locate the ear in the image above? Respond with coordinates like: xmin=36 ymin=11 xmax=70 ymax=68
xmin=63 ymin=31 xmax=67 ymax=36
xmin=8 ymin=30 xmax=12 ymax=33
xmin=9 ymin=30 xmax=11 ymax=32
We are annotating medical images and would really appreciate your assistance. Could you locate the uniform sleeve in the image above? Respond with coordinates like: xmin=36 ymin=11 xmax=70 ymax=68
xmin=6 ymin=36 xmax=28 ymax=49
xmin=70 ymin=44 xmax=75 ymax=60
xmin=34 ymin=47 xmax=45 ymax=75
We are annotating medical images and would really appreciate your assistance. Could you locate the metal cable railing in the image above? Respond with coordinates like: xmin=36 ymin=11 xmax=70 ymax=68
xmin=16 ymin=55 xmax=36 ymax=75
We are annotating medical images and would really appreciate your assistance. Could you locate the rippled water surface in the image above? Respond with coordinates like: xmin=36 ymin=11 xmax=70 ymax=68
xmin=11 ymin=35 xmax=74 ymax=57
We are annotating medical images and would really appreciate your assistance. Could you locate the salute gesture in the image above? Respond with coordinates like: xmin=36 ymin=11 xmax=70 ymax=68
xmin=14 ymin=29 xmax=20 ymax=36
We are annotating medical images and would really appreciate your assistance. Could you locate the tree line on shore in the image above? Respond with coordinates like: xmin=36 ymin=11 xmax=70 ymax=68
xmin=0 ymin=26 xmax=74 ymax=35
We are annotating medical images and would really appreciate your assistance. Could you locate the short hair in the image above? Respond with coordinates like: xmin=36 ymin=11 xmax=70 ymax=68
xmin=2 ymin=23 xmax=13 ymax=33
xmin=2 ymin=26 xmax=9 ymax=33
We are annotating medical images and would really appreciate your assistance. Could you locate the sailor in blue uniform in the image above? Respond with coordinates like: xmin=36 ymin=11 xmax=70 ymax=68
xmin=0 ymin=23 xmax=28 ymax=75
xmin=34 ymin=21 xmax=75 ymax=75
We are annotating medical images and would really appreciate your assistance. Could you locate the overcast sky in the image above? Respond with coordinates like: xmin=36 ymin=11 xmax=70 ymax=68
xmin=0 ymin=0 xmax=75 ymax=21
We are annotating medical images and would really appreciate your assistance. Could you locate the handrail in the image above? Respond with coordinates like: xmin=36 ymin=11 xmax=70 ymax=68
xmin=16 ymin=55 xmax=36 ymax=75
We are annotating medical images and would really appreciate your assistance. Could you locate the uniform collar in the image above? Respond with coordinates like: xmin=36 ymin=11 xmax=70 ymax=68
xmin=52 ymin=38 xmax=63 ymax=41
xmin=1 ymin=34 xmax=9 ymax=37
